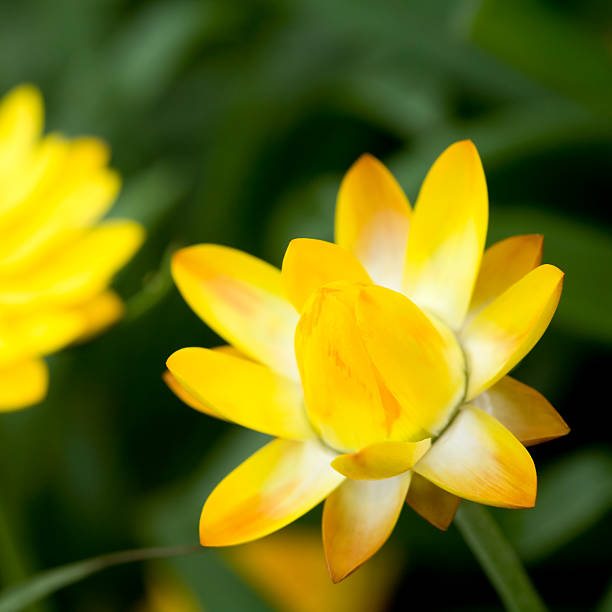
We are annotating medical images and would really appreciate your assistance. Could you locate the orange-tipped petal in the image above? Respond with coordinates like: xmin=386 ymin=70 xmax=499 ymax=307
xmin=166 ymin=347 xmax=313 ymax=440
xmin=331 ymin=440 xmax=430 ymax=480
xmin=461 ymin=264 xmax=564 ymax=400
xmin=162 ymin=371 xmax=225 ymax=420
xmin=200 ymin=439 xmax=343 ymax=546
xmin=335 ymin=154 xmax=411 ymax=290
xmin=356 ymin=285 xmax=466 ymax=435
xmin=414 ymin=405 xmax=537 ymax=509
xmin=282 ymin=238 xmax=372 ymax=312
xmin=403 ymin=140 xmax=488 ymax=329
xmin=0 ymin=358 xmax=48 ymax=412
xmin=468 ymin=234 xmax=543 ymax=319
xmin=171 ymin=244 xmax=299 ymax=380
xmin=405 ymin=473 xmax=460 ymax=531
xmin=474 ymin=376 xmax=569 ymax=446
xmin=295 ymin=283 xmax=424 ymax=451
xmin=323 ymin=474 xmax=410 ymax=582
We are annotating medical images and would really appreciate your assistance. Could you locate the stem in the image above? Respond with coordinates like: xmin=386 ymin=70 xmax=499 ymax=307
xmin=0 ymin=544 xmax=203 ymax=612
xmin=455 ymin=503 xmax=547 ymax=612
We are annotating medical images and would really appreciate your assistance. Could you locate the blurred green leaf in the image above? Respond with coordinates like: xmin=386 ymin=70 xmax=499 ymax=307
xmin=472 ymin=0 xmax=612 ymax=117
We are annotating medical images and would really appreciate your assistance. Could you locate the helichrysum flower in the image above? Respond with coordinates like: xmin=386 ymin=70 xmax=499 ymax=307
xmin=166 ymin=140 xmax=568 ymax=581
xmin=0 ymin=85 xmax=144 ymax=412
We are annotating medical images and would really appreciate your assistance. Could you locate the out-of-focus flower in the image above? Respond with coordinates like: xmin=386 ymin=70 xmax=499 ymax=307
xmin=166 ymin=140 xmax=568 ymax=581
xmin=0 ymin=85 xmax=144 ymax=412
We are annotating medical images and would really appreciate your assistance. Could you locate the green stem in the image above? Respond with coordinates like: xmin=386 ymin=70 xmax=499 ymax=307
xmin=455 ymin=503 xmax=547 ymax=612
xmin=0 ymin=544 xmax=203 ymax=612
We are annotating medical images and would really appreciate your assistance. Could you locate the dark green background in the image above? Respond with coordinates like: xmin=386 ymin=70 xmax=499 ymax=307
xmin=0 ymin=0 xmax=611 ymax=610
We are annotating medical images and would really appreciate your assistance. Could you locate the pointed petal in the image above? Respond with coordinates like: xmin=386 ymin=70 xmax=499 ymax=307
xmin=295 ymin=284 xmax=424 ymax=451
xmin=461 ymin=264 xmax=564 ymax=400
xmin=414 ymin=405 xmax=537 ymax=508
xmin=356 ymin=285 xmax=466 ymax=435
xmin=200 ymin=439 xmax=343 ymax=546
xmin=474 ymin=376 xmax=569 ymax=446
xmin=0 ymin=220 xmax=143 ymax=308
xmin=71 ymin=290 xmax=123 ymax=341
xmin=323 ymin=474 xmax=410 ymax=582
xmin=335 ymin=154 xmax=411 ymax=290
xmin=331 ymin=440 xmax=430 ymax=480
xmin=163 ymin=371 xmax=225 ymax=420
xmin=403 ymin=140 xmax=488 ymax=329
xmin=0 ymin=358 xmax=48 ymax=412
xmin=468 ymin=234 xmax=543 ymax=320
xmin=167 ymin=347 xmax=313 ymax=440
xmin=0 ymin=85 xmax=43 ymax=176
xmin=282 ymin=238 xmax=372 ymax=312
xmin=405 ymin=473 xmax=460 ymax=531
xmin=172 ymin=245 xmax=299 ymax=381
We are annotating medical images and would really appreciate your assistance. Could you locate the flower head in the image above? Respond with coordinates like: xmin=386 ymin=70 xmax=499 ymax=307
xmin=0 ymin=85 xmax=144 ymax=411
xmin=166 ymin=140 xmax=568 ymax=581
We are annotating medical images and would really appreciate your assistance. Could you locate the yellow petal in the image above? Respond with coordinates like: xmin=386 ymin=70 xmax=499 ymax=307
xmin=295 ymin=283 xmax=416 ymax=452
xmin=71 ymin=290 xmax=124 ymax=341
xmin=468 ymin=234 xmax=543 ymax=319
xmin=163 ymin=370 xmax=224 ymax=419
xmin=323 ymin=474 xmax=410 ymax=582
xmin=0 ymin=85 xmax=43 ymax=176
xmin=405 ymin=473 xmax=460 ymax=531
xmin=414 ymin=405 xmax=536 ymax=508
xmin=0 ymin=358 xmax=48 ymax=412
xmin=0 ymin=308 xmax=85 ymax=366
xmin=474 ymin=376 xmax=569 ymax=446
xmin=461 ymin=264 xmax=564 ymax=400
xmin=172 ymin=244 xmax=299 ymax=381
xmin=335 ymin=154 xmax=411 ymax=290
xmin=282 ymin=238 xmax=372 ymax=312
xmin=0 ymin=139 xmax=119 ymax=271
xmin=331 ymin=439 xmax=430 ymax=480
xmin=200 ymin=439 xmax=343 ymax=546
xmin=356 ymin=285 xmax=466 ymax=436
xmin=403 ymin=140 xmax=488 ymax=329
xmin=166 ymin=347 xmax=313 ymax=440
xmin=0 ymin=220 xmax=144 ymax=308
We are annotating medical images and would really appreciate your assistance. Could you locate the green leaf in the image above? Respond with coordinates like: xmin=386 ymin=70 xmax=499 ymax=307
xmin=0 ymin=545 xmax=202 ymax=612
xmin=455 ymin=503 xmax=547 ymax=612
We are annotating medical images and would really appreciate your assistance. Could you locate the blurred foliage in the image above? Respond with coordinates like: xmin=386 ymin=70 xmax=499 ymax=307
xmin=0 ymin=0 xmax=611 ymax=610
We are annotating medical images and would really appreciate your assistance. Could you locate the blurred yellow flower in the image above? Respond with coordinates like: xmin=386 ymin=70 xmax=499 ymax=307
xmin=0 ymin=85 xmax=144 ymax=412
xmin=166 ymin=140 xmax=568 ymax=581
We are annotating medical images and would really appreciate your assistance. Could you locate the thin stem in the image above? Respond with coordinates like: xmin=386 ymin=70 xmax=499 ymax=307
xmin=0 ymin=544 xmax=203 ymax=612
xmin=455 ymin=503 xmax=547 ymax=612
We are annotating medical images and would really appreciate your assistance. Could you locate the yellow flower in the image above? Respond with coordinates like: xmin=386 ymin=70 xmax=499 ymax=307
xmin=0 ymin=85 xmax=144 ymax=412
xmin=166 ymin=140 xmax=568 ymax=582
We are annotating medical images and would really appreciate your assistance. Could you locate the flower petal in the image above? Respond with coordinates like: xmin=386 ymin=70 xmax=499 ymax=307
xmin=322 ymin=474 xmax=411 ymax=582
xmin=461 ymin=264 xmax=564 ymax=400
xmin=172 ymin=244 xmax=299 ymax=380
xmin=403 ymin=140 xmax=488 ymax=329
xmin=468 ymin=234 xmax=543 ymax=320
xmin=331 ymin=440 xmax=430 ymax=480
xmin=295 ymin=284 xmax=424 ymax=451
xmin=356 ymin=285 xmax=466 ymax=436
xmin=414 ymin=405 xmax=537 ymax=508
xmin=0 ymin=85 xmax=43 ymax=176
xmin=0 ymin=358 xmax=48 ymax=412
xmin=71 ymin=290 xmax=124 ymax=341
xmin=162 ymin=371 xmax=225 ymax=420
xmin=405 ymin=473 xmax=460 ymax=531
xmin=282 ymin=238 xmax=372 ymax=312
xmin=474 ymin=376 xmax=569 ymax=446
xmin=200 ymin=439 xmax=343 ymax=546
xmin=166 ymin=347 xmax=313 ymax=440
xmin=335 ymin=154 xmax=411 ymax=290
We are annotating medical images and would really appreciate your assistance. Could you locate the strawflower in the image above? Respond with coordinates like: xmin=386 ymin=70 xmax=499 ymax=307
xmin=166 ymin=140 xmax=568 ymax=581
xmin=0 ymin=85 xmax=144 ymax=411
